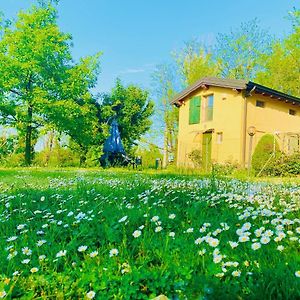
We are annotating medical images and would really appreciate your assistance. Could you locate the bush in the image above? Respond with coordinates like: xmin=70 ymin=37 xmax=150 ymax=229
xmin=213 ymin=160 xmax=239 ymax=176
xmin=188 ymin=149 xmax=202 ymax=168
xmin=251 ymin=134 xmax=280 ymax=174
xmin=263 ymin=152 xmax=300 ymax=176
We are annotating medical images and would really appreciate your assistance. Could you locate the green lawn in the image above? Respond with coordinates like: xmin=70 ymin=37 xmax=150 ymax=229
xmin=0 ymin=169 xmax=299 ymax=299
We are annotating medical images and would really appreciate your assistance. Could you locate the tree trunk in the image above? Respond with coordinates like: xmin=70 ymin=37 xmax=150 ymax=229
xmin=79 ymin=153 xmax=87 ymax=166
xmin=25 ymin=106 xmax=33 ymax=166
xmin=162 ymin=127 xmax=168 ymax=168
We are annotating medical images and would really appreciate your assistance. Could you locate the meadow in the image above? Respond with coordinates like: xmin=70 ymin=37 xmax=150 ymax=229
xmin=0 ymin=169 xmax=299 ymax=299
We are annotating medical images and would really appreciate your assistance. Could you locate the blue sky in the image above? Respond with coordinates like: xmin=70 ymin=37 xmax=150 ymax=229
xmin=1 ymin=0 xmax=299 ymax=95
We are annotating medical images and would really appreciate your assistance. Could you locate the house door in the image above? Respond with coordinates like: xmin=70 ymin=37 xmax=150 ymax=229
xmin=202 ymin=132 xmax=212 ymax=171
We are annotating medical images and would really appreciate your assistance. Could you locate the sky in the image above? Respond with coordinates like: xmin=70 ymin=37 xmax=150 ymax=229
xmin=1 ymin=0 xmax=299 ymax=95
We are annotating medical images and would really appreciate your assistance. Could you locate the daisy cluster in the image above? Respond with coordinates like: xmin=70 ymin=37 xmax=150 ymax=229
xmin=0 ymin=172 xmax=299 ymax=299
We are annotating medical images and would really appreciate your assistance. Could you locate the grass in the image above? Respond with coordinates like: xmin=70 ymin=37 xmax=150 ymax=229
xmin=0 ymin=168 xmax=299 ymax=299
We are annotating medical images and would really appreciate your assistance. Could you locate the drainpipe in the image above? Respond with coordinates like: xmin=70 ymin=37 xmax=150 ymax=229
xmin=242 ymin=93 xmax=248 ymax=168
xmin=242 ymin=86 xmax=256 ymax=168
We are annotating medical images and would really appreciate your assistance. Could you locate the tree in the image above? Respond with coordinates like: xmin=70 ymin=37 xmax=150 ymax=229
xmin=152 ymin=63 xmax=180 ymax=168
xmin=0 ymin=4 xmax=101 ymax=165
xmin=98 ymin=79 xmax=154 ymax=154
xmin=214 ymin=19 xmax=273 ymax=80
xmin=256 ymin=9 xmax=300 ymax=97
xmin=175 ymin=41 xmax=218 ymax=86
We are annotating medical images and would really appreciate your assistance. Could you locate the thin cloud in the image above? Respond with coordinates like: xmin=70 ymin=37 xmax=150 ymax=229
xmin=119 ymin=68 xmax=145 ymax=74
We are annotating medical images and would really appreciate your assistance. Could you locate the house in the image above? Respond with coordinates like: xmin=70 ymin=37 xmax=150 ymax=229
xmin=171 ymin=77 xmax=300 ymax=169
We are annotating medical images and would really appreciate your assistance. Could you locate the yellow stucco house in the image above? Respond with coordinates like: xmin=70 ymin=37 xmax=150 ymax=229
xmin=171 ymin=77 xmax=300 ymax=169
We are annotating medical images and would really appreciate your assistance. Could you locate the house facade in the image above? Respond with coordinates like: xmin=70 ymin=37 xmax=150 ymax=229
xmin=171 ymin=77 xmax=300 ymax=169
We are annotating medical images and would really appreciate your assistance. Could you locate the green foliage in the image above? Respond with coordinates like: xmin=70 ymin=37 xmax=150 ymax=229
xmin=214 ymin=19 xmax=273 ymax=80
xmin=251 ymin=134 xmax=280 ymax=174
xmin=0 ymin=4 xmax=102 ymax=165
xmin=34 ymin=146 xmax=79 ymax=167
xmin=175 ymin=42 xmax=218 ymax=85
xmin=213 ymin=161 xmax=239 ymax=176
xmin=188 ymin=149 xmax=202 ymax=168
xmin=261 ymin=152 xmax=300 ymax=177
xmin=135 ymin=144 xmax=163 ymax=169
xmin=98 ymin=79 xmax=154 ymax=154
xmin=256 ymin=9 xmax=300 ymax=97
xmin=0 ymin=170 xmax=299 ymax=298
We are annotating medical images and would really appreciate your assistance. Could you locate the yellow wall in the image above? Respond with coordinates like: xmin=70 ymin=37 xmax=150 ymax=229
xmin=245 ymin=95 xmax=300 ymax=164
xmin=177 ymin=85 xmax=300 ymax=168
xmin=177 ymin=86 xmax=245 ymax=167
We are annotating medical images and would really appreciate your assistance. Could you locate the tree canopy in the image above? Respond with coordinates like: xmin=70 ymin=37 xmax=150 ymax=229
xmin=98 ymin=79 xmax=154 ymax=154
xmin=0 ymin=4 xmax=102 ymax=165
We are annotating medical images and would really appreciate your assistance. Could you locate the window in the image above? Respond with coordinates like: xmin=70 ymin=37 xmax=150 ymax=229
xmin=289 ymin=109 xmax=296 ymax=116
xmin=205 ymin=95 xmax=214 ymax=121
xmin=189 ymin=96 xmax=201 ymax=124
xmin=217 ymin=132 xmax=223 ymax=144
xmin=256 ymin=100 xmax=265 ymax=108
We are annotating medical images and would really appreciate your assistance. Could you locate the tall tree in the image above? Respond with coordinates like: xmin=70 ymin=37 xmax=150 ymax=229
xmin=214 ymin=19 xmax=273 ymax=80
xmin=175 ymin=41 xmax=218 ymax=86
xmin=152 ymin=63 xmax=180 ymax=167
xmin=0 ymin=4 xmax=101 ymax=165
xmin=98 ymin=79 xmax=154 ymax=154
xmin=256 ymin=9 xmax=300 ymax=96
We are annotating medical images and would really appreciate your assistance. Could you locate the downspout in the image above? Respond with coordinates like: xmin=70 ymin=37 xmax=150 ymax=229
xmin=242 ymin=85 xmax=256 ymax=168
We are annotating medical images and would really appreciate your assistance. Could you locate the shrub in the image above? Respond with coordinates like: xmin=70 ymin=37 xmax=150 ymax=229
xmin=213 ymin=160 xmax=239 ymax=176
xmin=263 ymin=152 xmax=300 ymax=176
xmin=188 ymin=149 xmax=202 ymax=168
xmin=251 ymin=134 xmax=280 ymax=174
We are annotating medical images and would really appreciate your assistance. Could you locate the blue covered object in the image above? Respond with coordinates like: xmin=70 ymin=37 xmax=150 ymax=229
xmin=103 ymin=119 xmax=125 ymax=154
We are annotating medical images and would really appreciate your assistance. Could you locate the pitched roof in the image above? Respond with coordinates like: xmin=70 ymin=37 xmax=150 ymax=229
xmin=171 ymin=76 xmax=300 ymax=106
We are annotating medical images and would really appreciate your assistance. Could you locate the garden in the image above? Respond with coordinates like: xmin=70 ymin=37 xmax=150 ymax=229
xmin=0 ymin=169 xmax=299 ymax=299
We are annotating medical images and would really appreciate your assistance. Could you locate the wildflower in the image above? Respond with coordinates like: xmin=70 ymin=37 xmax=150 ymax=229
xmin=22 ymin=247 xmax=32 ymax=256
xmin=56 ymin=250 xmax=67 ymax=257
xmin=186 ymin=228 xmax=194 ymax=233
xmin=139 ymin=225 xmax=145 ymax=230
xmin=7 ymin=251 xmax=17 ymax=260
xmin=7 ymin=236 xmax=18 ymax=242
xmin=132 ymin=230 xmax=142 ymax=238
xmin=244 ymin=261 xmax=250 ymax=267
xmin=232 ymin=270 xmax=241 ymax=277
xmin=17 ymin=224 xmax=26 ymax=230
xmin=151 ymin=216 xmax=159 ymax=222
xmin=295 ymin=271 xmax=300 ymax=278
xmin=39 ymin=255 xmax=46 ymax=261
xmin=30 ymin=267 xmax=39 ymax=273
xmin=78 ymin=245 xmax=88 ymax=252
xmin=40 ymin=196 xmax=45 ymax=201
xmin=109 ymin=248 xmax=119 ymax=257
xmin=251 ymin=242 xmax=261 ymax=250
xmin=21 ymin=259 xmax=30 ymax=264
xmin=86 ymin=291 xmax=96 ymax=299
xmin=155 ymin=226 xmax=163 ymax=232
xmin=12 ymin=271 xmax=20 ymax=276
xmin=213 ymin=255 xmax=223 ymax=264
xmin=198 ymin=249 xmax=206 ymax=256
xmin=242 ymin=222 xmax=251 ymax=231
xmin=67 ymin=211 xmax=74 ymax=217
xmin=195 ymin=237 xmax=203 ymax=245
xmin=89 ymin=251 xmax=98 ymax=258
xmin=277 ymin=245 xmax=284 ymax=251
xmin=215 ymin=272 xmax=224 ymax=278
xmin=169 ymin=232 xmax=175 ymax=238
xmin=208 ymin=238 xmax=219 ymax=247
xmin=168 ymin=213 xmax=176 ymax=219
xmin=239 ymin=235 xmax=250 ymax=243
xmin=0 ymin=291 xmax=7 ymax=298
xmin=229 ymin=241 xmax=239 ymax=248
xmin=37 ymin=240 xmax=47 ymax=247
xmin=121 ymin=262 xmax=131 ymax=274
xmin=118 ymin=216 xmax=128 ymax=223
xmin=260 ymin=236 xmax=270 ymax=245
